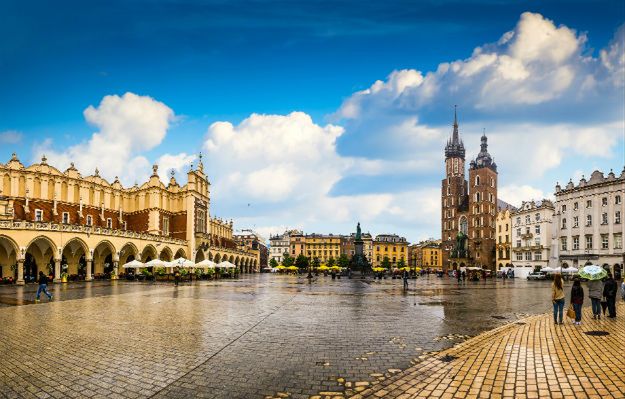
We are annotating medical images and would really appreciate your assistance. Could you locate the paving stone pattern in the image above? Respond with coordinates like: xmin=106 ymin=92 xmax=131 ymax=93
xmin=354 ymin=302 xmax=625 ymax=399
xmin=0 ymin=275 xmax=576 ymax=398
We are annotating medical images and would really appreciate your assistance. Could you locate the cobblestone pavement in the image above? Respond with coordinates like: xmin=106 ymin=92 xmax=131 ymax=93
xmin=354 ymin=302 xmax=625 ymax=399
xmin=0 ymin=275 xmax=578 ymax=398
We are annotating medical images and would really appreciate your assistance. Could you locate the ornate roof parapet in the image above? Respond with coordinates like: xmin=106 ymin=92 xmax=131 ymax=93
xmin=6 ymin=153 xmax=24 ymax=169
xmin=557 ymin=167 xmax=625 ymax=195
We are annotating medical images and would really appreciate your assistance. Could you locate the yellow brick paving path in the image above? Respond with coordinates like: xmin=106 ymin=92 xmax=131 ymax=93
xmin=351 ymin=302 xmax=625 ymax=399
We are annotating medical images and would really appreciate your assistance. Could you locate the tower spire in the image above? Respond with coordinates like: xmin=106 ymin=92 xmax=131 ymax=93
xmin=444 ymin=105 xmax=465 ymax=159
xmin=452 ymin=105 xmax=459 ymax=144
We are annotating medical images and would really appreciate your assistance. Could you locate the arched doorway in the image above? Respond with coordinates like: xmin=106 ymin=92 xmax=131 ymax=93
xmin=93 ymin=241 xmax=116 ymax=279
xmin=25 ymin=236 xmax=57 ymax=283
xmin=62 ymin=238 xmax=89 ymax=280
xmin=0 ymin=235 xmax=19 ymax=280
xmin=174 ymin=248 xmax=186 ymax=260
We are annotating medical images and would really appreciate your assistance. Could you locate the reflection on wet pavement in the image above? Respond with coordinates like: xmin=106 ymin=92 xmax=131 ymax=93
xmin=0 ymin=274 xmax=570 ymax=398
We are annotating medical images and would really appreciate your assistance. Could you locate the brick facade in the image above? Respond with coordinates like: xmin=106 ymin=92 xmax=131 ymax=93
xmin=441 ymin=111 xmax=498 ymax=271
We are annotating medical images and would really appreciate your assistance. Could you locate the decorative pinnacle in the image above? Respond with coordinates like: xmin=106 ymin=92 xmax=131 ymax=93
xmin=94 ymin=167 xmax=99 ymax=176
xmin=170 ymin=169 xmax=175 ymax=178
xmin=41 ymin=154 xmax=47 ymax=164
xmin=152 ymin=164 xmax=158 ymax=176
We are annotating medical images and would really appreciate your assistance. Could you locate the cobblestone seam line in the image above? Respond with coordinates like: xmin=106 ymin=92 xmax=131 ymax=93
xmin=147 ymin=292 xmax=300 ymax=398
xmin=352 ymin=302 xmax=625 ymax=399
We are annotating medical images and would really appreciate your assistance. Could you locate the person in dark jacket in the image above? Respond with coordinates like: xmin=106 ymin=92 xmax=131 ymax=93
xmin=35 ymin=271 xmax=53 ymax=302
xmin=570 ymin=279 xmax=584 ymax=325
xmin=603 ymin=273 xmax=618 ymax=318
xmin=403 ymin=269 xmax=409 ymax=290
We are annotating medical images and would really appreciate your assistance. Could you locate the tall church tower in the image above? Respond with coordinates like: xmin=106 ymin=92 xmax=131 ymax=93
xmin=441 ymin=107 xmax=468 ymax=270
xmin=467 ymin=133 xmax=498 ymax=270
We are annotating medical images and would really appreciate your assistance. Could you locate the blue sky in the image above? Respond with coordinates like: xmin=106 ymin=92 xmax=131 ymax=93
xmin=1 ymin=0 xmax=624 ymax=242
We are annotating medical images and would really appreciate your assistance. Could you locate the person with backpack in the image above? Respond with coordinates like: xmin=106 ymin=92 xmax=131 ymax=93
xmin=603 ymin=273 xmax=618 ymax=318
xmin=35 ymin=271 xmax=53 ymax=302
xmin=570 ymin=279 xmax=584 ymax=325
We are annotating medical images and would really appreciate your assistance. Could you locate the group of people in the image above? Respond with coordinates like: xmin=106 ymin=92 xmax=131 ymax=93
xmin=551 ymin=273 xmax=621 ymax=325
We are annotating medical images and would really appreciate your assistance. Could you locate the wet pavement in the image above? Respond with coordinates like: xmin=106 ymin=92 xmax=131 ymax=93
xmin=0 ymin=274 xmax=572 ymax=398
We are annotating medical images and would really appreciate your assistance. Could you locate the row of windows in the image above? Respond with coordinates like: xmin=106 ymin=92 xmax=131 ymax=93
xmin=375 ymin=246 xmax=405 ymax=252
xmin=561 ymin=196 xmax=622 ymax=213
xmin=515 ymin=213 xmax=541 ymax=225
xmin=497 ymin=224 xmax=510 ymax=232
xmin=515 ymin=252 xmax=543 ymax=261
xmin=561 ymin=212 xmax=621 ymax=228
xmin=561 ymin=234 xmax=622 ymax=250
xmin=34 ymin=209 xmax=121 ymax=229
xmin=515 ymin=225 xmax=541 ymax=236
xmin=515 ymin=237 xmax=542 ymax=247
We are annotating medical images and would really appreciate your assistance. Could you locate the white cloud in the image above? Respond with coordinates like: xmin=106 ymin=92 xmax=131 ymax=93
xmin=156 ymin=153 xmax=197 ymax=182
xmin=0 ymin=130 xmax=23 ymax=144
xmin=35 ymin=92 xmax=174 ymax=185
xmin=203 ymin=112 xmax=346 ymax=203
xmin=498 ymin=185 xmax=546 ymax=208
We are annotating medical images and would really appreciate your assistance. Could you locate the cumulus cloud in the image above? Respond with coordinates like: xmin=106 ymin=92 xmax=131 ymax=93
xmin=0 ymin=130 xmax=23 ymax=144
xmin=35 ymin=92 xmax=174 ymax=185
xmin=499 ymin=185 xmax=547 ymax=208
xmin=203 ymin=112 xmax=346 ymax=203
xmin=156 ymin=153 xmax=197 ymax=182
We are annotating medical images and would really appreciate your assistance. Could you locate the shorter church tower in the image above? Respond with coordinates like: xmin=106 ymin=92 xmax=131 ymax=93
xmin=467 ymin=133 xmax=498 ymax=270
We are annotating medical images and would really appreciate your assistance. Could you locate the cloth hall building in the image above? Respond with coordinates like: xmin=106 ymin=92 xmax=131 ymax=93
xmin=0 ymin=154 xmax=259 ymax=284
xmin=441 ymin=110 xmax=499 ymax=272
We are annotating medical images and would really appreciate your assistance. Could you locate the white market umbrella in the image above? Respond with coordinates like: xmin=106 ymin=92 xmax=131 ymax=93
xmin=541 ymin=267 xmax=557 ymax=273
xmin=171 ymin=258 xmax=195 ymax=268
xmin=218 ymin=261 xmax=237 ymax=269
xmin=562 ymin=266 xmax=578 ymax=274
xmin=122 ymin=259 xmax=145 ymax=269
xmin=144 ymin=259 xmax=170 ymax=268
xmin=195 ymin=259 xmax=217 ymax=269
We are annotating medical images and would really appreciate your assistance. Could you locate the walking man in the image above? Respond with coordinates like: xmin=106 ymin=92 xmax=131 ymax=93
xmin=402 ymin=269 xmax=409 ymax=290
xmin=35 ymin=271 xmax=53 ymax=302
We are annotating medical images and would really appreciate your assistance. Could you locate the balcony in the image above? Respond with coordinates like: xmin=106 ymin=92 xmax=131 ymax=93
xmin=521 ymin=233 xmax=533 ymax=239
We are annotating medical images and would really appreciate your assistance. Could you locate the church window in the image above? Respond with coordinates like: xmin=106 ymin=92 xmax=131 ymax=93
xmin=490 ymin=178 xmax=494 ymax=187
xmin=475 ymin=176 xmax=480 ymax=186
xmin=447 ymin=186 xmax=450 ymax=195
xmin=453 ymin=158 xmax=458 ymax=174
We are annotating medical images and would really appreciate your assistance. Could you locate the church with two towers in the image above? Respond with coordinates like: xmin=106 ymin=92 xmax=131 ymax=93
xmin=441 ymin=109 xmax=498 ymax=271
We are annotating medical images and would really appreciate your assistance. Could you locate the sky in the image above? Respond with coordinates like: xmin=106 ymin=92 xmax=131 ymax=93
xmin=1 ymin=0 xmax=624 ymax=243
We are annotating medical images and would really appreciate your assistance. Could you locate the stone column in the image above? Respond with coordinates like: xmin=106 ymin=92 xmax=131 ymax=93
xmin=85 ymin=259 xmax=93 ymax=281
xmin=16 ymin=259 xmax=25 ymax=285
xmin=54 ymin=259 xmax=61 ymax=283
xmin=112 ymin=261 xmax=119 ymax=280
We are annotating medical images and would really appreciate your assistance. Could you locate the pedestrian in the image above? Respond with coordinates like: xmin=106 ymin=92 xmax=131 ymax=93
xmin=587 ymin=278 xmax=603 ymax=319
xmin=570 ymin=279 xmax=584 ymax=325
xmin=603 ymin=273 xmax=618 ymax=318
xmin=457 ymin=269 xmax=461 ymax=283
xmin=403 ymin=269 xmax=409 ymax=290
xmin=174 ymin=266 xmax=180 ymax=286
xmin=551 ymin=274 xmax=565 ymax=325
xmin=461 ymin=270 xmax=466 ymax=281
xmin=35 ymin=271 xmax=53 ymax=302
xmin=621 ymin=279 xmax=625 ymax=301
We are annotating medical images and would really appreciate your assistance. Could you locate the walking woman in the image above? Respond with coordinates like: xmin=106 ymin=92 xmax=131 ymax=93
xmin=587 ymin=278 xmax=604 ymax=319
xmin=603 ymin=273 xmax=617 ymax=318
xmin=570 ymin=279 xmax=584 ymax=325
xmin=552 ymin=274 xmax=565 ymax=325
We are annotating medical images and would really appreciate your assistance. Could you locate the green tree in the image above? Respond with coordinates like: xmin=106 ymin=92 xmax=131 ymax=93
xmin=295 ymin=254 xmax=309 ymax=269
xmin=337 ymin=254 xmax=350 ymax=269
xmin=282 ymin=253 xmax=294 ymax=267
xmin=270 ymin=258 xmax=279 ymax=268
xmin=381 ymin=256 xmax=391 ymax=270
xmin=327 ymin=257 xmax=336 ymax=267
xmin=397 ymin=258 xmax=406 ymax=269
xmin=311 ymin=257 xmax=321 ymax=269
